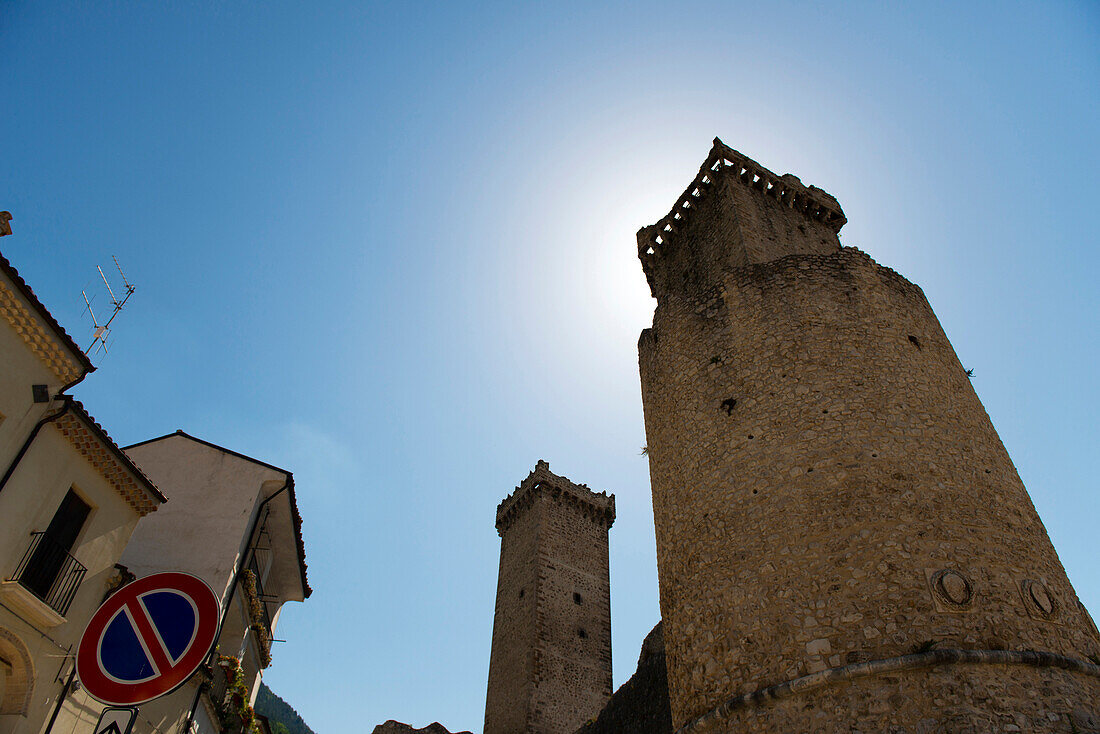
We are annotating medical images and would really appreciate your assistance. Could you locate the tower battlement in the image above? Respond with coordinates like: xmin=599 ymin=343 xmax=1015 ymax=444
xmin=638 ymin=139 xmax=846 ymax=299
xmin=495 ymin=459 xmax=615 ymax=536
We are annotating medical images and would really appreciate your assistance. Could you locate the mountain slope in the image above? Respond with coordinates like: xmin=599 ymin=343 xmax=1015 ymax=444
xmin=255 ymin=682 xmax=317 ymax=734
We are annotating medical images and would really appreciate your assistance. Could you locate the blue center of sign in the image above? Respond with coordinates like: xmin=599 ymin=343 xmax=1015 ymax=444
xmin=101 ymin=614 xmax=154 ymax=680
xmin=100 ymin=591 xmax=196 ymax=680
xmin=142 ymin=591 xmax=196 ymax=660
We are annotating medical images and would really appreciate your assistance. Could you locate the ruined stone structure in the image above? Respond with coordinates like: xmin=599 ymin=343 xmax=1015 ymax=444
xmin=371 ymin=721 xmax=472 ymax=734
xmin=484 ymin=461 xmax=616 ymax=734
xmin=575 ymin=622 xmax=673 ymax=734
xmin=636 ymin=139 xmax=1100 ymax=732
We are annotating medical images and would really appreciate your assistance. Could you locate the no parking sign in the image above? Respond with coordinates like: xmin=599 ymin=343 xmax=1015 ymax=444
xmin=77 ymin=572 xmax=221 ymax=706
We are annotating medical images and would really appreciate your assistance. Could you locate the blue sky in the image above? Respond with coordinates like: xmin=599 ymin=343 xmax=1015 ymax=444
xmin=2 ymin=2 xmax=1098 ymax=732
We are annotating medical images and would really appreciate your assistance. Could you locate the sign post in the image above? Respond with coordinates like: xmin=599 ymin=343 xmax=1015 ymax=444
xmin=77 ymin=572 xmax=221 ymax=708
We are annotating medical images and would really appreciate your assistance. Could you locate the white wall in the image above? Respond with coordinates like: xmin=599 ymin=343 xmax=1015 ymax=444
xmin=121 ymin=435 xmax=286 ymax=603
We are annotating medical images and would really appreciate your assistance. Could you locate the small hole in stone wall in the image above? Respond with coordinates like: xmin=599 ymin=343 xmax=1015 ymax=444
xmin=519 ymin=588 xmax=525 ymax=598
xmin=872 ymin=453 xmax=878 ymax=458
xmin=985 ymin=469 xmax=991 ymax=474
xmin=822 ymin=409 xmax=829 ymax=414
xmin=573 ymin=592 xmax=582 ymax=605
xmin=752 ymin=489 xmax=758 ymax=495
xmin=807 ymin=468 xmax=814 ymax=473
xmin=908 ymin=335 xmax=922 ymax=350
xmin=578 ymin=628 xmax=587 ymax=639
xmin=721 ymin=398 xmax=737 ymax=415
xmin=747 ymin=434 xmax=754 ymax=439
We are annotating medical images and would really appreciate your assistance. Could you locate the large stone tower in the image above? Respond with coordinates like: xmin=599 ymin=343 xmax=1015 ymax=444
xmin=484 ymin=461 xmax=616 ymax=734
xmin=637 ymin=139 xmax=1100 ymax=732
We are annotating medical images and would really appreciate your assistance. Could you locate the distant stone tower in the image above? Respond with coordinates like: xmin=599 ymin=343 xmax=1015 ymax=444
xmin=484 ymin=461 xmax=616 ymax=734
xmin=637 ymin=139 xmax=1100 ymax=732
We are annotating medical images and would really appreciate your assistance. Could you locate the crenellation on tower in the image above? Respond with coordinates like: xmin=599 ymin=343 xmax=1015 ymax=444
xmin=638 ymin=138 xmax=846 ymax=300
xmin=495 ymin=459 xmax=615 ymax=537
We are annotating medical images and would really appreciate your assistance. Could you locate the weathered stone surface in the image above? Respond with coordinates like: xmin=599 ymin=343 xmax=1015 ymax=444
xmin=484 ymin=461 xmax=616 ymax=734
xmin=371 ymin=721 xmax=471 ymax=734
xmin=574 ymin=622 xmax=673 ymax=734
xmin=637 ymin=139 xmax=1100 ymax=731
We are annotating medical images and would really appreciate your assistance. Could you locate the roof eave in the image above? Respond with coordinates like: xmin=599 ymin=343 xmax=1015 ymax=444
xmin=0 ymin=251 xmax=96 ymax=378
xmin=66 ymin=398 xmax=167 ymax=505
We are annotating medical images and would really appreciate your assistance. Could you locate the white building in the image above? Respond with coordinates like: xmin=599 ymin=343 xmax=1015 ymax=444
xmin=117 ymin=431 xmax=310 ymax=734
xmin=0 ymin=248 xmax=166 ymax=734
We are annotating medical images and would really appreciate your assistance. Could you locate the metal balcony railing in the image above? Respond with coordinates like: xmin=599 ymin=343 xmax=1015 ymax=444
xmin=8 ymin=531 xmax=87 ymax=616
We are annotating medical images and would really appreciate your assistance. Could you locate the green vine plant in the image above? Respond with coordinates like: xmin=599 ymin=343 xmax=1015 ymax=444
xmin=242 ymin=570 xmax=274 ymax=669
xmin=217 ymin=655 xmax=261 ymax=734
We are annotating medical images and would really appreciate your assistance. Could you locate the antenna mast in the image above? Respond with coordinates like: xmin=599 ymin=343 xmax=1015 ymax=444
xmin=82 ymin=257 xmax=136 ymax=356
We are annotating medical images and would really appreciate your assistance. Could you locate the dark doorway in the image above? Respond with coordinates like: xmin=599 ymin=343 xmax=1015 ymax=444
xmin=22 ymin=489 xmax=91 ymax=601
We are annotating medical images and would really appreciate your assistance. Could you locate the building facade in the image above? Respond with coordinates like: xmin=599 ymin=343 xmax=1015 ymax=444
xmin=0 ymin=223 xmax=312 ymax=734
xmin=484 ymin=461 xmax=615 ymax=734
xmin=636 ymin=140 xmax=1100 ymax=731
xmin=116 ymin=431 xmax=311 ymax=734
xmin=0 ymin=248 xmax=165 ymax=734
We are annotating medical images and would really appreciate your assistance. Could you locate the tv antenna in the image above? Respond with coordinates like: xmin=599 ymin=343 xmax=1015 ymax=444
xmin=81 ymin=256 xmax=136 ymax=356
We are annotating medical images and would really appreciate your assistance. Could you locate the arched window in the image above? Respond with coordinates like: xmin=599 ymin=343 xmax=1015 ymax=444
xmin=0 ymin=627 xmax=34 ymax=716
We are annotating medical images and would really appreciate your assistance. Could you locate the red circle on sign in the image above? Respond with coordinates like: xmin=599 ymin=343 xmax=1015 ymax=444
xmin=77 ymin=572 xmax=221 ymax=706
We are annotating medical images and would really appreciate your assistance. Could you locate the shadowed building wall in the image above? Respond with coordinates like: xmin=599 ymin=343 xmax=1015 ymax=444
xmin=484 ymin=461 xmax=615 ymax=734
xmin=636 ymin=139 xmax=1100 ymax=732
xmin=574 ymin=622 xmax=673 ymax=734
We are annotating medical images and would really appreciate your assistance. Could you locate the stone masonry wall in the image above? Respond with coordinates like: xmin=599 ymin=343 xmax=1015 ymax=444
xmin=637 ymin=141 xmax=1100 ymax=731
xmin=485 ymin=461 xmax=615 ymax=734
xmin=691 ymin=661 xmax=1100 ymax=733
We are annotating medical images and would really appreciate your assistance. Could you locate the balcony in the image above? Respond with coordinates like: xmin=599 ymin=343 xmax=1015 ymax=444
xmin=0 ymin=532 xmax=87 ymax=626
